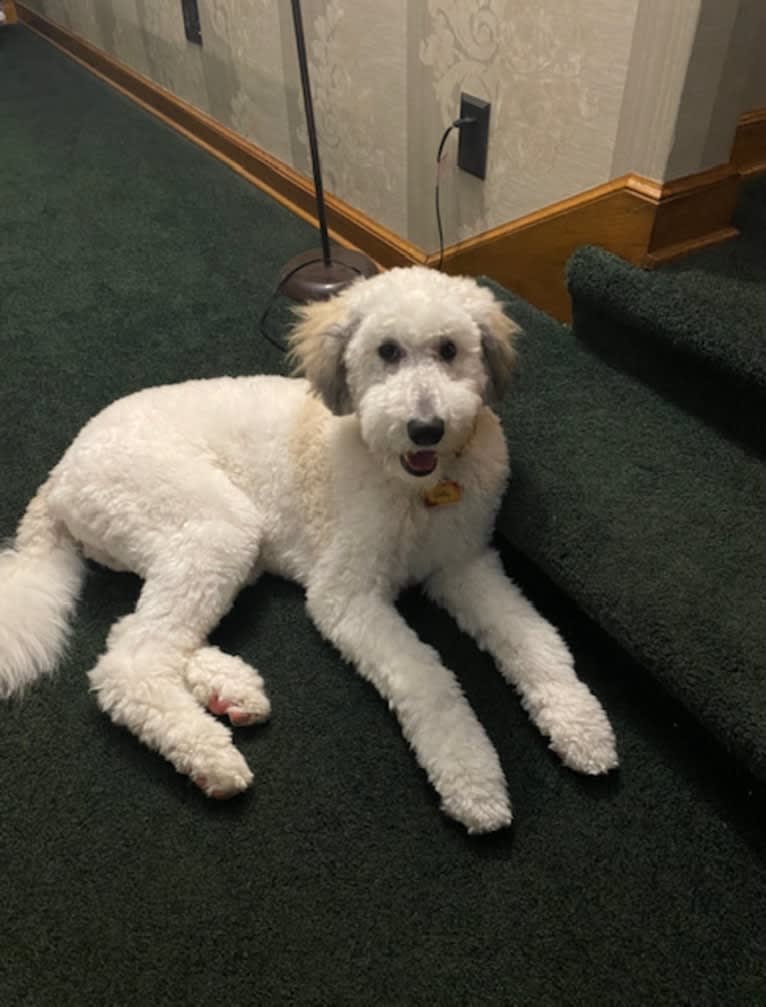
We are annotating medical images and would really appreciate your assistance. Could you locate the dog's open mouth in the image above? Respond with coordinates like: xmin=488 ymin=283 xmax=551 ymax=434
xmin=401 ymin=451 xmax=438 ymax=477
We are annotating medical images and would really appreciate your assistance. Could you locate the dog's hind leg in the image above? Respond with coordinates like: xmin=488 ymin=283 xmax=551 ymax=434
xmin=88 ymin=513 xmax=265 ymax=799
xmin=49 ymin=430 xmax=270 ymax=796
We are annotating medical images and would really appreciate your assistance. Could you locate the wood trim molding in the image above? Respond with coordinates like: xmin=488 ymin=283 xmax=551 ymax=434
xmin=731 ymin=108 xmax=766 ymax=178
xmin=15 ymin=5 xmax=765 ymax=322
xmin=17 ymin=4 xmax=423 ymax=272
xmin=432 ymin=177 xmax=655 ymax=320
xmin=3 ymin=2 xmax=19 ymax=25
xmin=433 ymin=164 xmax=740 ymax=319
xmin=642 ymin=163 xmax=739 ymax=266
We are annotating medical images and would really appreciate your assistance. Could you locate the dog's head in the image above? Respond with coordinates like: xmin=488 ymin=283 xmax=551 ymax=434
xmin=288 ymin=266 xmax=519 ymax=483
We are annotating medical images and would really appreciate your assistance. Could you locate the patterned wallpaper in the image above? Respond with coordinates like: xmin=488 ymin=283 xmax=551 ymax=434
xmin=20 ymin=1 xmax=764 ymax=253
xmin=298 ymin=0 xmax=408 ymax=235
xmin=411 ymin=0 xmax=639 ymax=247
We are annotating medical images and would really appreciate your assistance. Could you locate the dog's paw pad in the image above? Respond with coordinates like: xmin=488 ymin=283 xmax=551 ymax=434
xmin=228 ymin=707 xmax=264 ymax=726
xmin=186 ymin=649 xmax=271 ymax=725
xmin=206 ymin=691 xmax=271 ymax=726
xmin=192 ymin=775 xmax=234 ymax=800
xmin=206 ymin=693 xmax=231 ymax=717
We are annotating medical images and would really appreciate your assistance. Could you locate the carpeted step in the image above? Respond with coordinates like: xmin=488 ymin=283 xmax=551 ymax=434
xmin=566 ymin=180 xmax=766 ymax=454
xmin=488 ymin=284 xmax=766 ymax=784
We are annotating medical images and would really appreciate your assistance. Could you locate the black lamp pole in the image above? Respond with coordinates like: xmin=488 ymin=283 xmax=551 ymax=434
xmin=291 ymin=0 xmax=331 ymax=267
xmin=278 ymin=0 xmax=378 ymax=302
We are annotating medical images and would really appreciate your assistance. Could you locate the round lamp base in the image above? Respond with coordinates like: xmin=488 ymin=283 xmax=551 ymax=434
xmin=277 ymin=247 xmax=378 ymax=302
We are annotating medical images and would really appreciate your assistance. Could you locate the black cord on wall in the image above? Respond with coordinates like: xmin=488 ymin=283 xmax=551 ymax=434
xmin=261 ymin=115 xmax=478 ymax=354
xmin=434 ymin=117 xmax=476 ymax=271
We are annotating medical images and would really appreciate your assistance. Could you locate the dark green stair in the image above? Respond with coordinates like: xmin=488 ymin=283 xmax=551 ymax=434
xmin=565 ymin=188 xmax=766 ymax=456
xmin=491 ymin=282 xmax=766 ymax=784
xmin=500 ymin=178 xmax=766 ymax=784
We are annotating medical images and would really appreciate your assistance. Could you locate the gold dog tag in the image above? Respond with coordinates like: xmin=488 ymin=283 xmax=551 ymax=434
xmin=423 ymin=479 xmax=462 ymax=508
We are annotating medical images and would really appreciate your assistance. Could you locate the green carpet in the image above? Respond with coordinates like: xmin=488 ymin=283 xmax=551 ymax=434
xmin=569 ymin=178 xmax=766 ymax=405
xmin=565 ymin=182 xmax=766 ymax=455
xmin=527 ymin=182 xmax=766 ymax=783
xmin=1 ymin=28 xmax=765 ymax=1006
xmin=491 ymin=283 xmax=766 ymax=785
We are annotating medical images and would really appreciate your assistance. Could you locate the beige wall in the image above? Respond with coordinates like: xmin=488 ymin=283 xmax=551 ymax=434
xmin=299 ymin=0 xmax=409 ymax=237
xmin=743 ymin=51 xmax=766 ymax=112
xmin=22 ymin=1 xmax=766 ymax=253
xmin=613 ymin=0 xmax=765 ymax=181
xmin=28 ymin=0 xmax=411 ymax=236
xmin=740 ymin=1 xmax=766 ymax=111
xmin=409 ymin=0 xmax=640 ymax=248
xmin=611 ymin=0 xmax=703 ymax=180
xmin=667 ymin=0 xmax=761 ymax=179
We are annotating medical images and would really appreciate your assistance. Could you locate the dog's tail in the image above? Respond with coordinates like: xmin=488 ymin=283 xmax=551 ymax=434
xmin=0 ymin=480 xmax=85 ymax=698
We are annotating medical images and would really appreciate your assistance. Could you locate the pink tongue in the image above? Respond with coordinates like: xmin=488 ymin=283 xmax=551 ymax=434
xmin=407 ymin=451 xmax=436 ymax=472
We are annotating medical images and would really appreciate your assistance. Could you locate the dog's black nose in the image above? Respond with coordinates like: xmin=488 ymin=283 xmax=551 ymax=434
xmin=407 ymin=418 xmax=445 ymax=446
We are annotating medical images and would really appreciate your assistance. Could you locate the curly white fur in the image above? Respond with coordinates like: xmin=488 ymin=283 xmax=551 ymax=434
xmin=0 ymin=483 xmax=84 ymax=698
xmin=0 ymin=266 xmax=617 ymax=831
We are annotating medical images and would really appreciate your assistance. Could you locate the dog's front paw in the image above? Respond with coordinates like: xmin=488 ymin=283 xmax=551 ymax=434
xmin=440 ymin=782 xmax=513 ymax=834
xmin=533 ymin=682 xmax=618 ymax=775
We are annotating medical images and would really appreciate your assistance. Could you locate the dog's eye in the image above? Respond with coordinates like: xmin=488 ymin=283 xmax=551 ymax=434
xmin=439 ymin=339 xmax=457 ymax=362
xmin=378 ymin=341 xmax=403 ymax=364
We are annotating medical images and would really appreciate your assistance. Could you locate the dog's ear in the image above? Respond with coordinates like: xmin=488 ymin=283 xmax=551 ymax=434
xmin=288 ymin=297 xmax=358 ymax=415
xmin=478 ymin=302 xmax=520 ymax=405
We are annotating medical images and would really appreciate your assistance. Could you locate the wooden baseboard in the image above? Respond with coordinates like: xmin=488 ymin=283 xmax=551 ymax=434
xmin=15 ymin=5 xmax=763 ymax=322
xmin=731 ymin=108 xmax=766 ymax=178
xmin=640 ymin=163 xmax=740 ymax=265
xmin=17 ymin=4 xmax=422 ymax=272
xmin=433 ymin=165 xmax=740 ymax=318
xmin=432 ymin=178 xmax=655 ymax=320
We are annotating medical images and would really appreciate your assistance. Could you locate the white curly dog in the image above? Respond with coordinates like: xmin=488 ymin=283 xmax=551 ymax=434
xmin=0 ymin=266 xmax=616 ymax=832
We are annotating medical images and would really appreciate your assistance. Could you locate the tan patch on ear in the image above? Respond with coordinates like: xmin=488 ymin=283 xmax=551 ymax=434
xmin=287 ymin=295 xmax=356 ymax=415
xmin=287 ymin=297 xmax=350 ymax=381
xmin=486 ymin=304 xmax=520 ymax=368
xmin=481 ymin=303 xmax=520 ymax=403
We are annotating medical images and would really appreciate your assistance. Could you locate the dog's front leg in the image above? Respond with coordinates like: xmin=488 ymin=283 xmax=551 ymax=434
xmin=306 ymin=583 xmax=512 ymax=833
xmin=426 ymin=549 xmax=618 ymax=775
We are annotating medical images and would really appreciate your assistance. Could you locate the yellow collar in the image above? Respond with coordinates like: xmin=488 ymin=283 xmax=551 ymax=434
xmin=423 ymin=479 xmax=462 ymax=508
